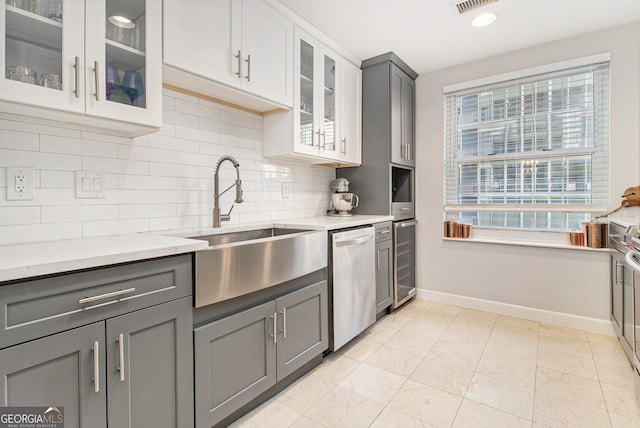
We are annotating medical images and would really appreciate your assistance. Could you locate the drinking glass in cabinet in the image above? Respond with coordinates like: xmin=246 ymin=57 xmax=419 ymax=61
xmin=6 ymin=66 xmax=37 ymax=85
xmin=41 ymin=0 xmax=62 ymax=22
xmin=121 ymin=69 xmax=145 ymax=108
xmin=39 ymin=73 xmax=61 ymax=89
xmin=106 ymin=65 xmax=120 ymax=99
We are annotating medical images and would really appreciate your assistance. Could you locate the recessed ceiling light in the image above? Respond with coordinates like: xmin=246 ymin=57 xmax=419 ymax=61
xmin=108 ymin=15 xmax=135 ymax=29
xmin=471 ymin=12 xmax=498 ymax=27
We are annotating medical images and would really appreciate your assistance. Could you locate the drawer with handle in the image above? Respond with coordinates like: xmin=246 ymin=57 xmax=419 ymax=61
xmin=375 ymin=221 xmax=392 ymax=243
xmin=0 ymin=254 xmax=191 ymax=349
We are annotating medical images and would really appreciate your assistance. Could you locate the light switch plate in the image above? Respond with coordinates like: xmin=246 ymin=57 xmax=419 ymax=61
xmin=75 ymin=171 xmax=106 ymax=198
xmin=6 ymin=167 xmax=35 ymax=200
xmin=282 ymin=182 xmax=290 ymax=199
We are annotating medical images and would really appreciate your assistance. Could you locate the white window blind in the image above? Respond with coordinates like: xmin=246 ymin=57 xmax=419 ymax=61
xmin=444 ymin=61 xmax=610 ymax=231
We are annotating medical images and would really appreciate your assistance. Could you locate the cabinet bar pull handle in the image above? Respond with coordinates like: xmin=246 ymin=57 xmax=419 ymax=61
xmin=235 ymin=50 xmax=242 ymax=78
xmin=117 ymin=333 xmax=125 ymax=382
xmin=93 ymin=61 xmax=100 ymax=101
xmin=321 ymin=131 xmax=326 ymax=149
xmin=73 ymin=56 xmax=80 ymax=98
xmin=376 ymin=250 xmax=380 ymax=269
xmin=92 ymin=341 xmax=100 ymax=393
xmin=79 ymin=288 xmax=136 ymax=304
xmin=341 ymin=137 xmax=347 ymax=155
xmin=408 ymin=143 xmax=412 ymax=160
xmin=315 ymin=130 xmax=321 ymax=147
xmin=272 ymin=312 xmax=277 ymax=344
xmin=245 ymin=55 xmax=251 ymax=81
xmin=282 ymin=308 xmax=287 ymax=339
xmin=380 ymin=230 xmax=390 ymax=234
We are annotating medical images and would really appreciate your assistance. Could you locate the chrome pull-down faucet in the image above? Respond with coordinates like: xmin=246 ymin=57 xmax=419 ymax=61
xmin=213 ymin=155 xmax=243 ymax=227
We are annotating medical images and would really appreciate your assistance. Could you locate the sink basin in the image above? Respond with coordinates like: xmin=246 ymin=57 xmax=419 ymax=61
xmin=190 ymin=228 xmax=307 ymax=247
xmin=190 ymin=228 xmax=327 ymax=307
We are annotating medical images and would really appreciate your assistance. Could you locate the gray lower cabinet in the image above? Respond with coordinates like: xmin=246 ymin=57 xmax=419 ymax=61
xmin=375 ymin=221 xmax=393 ymax=313
xmin=375 ymin=240 xmax=393 ymax=313
xmin=107 ymin=297 xmax=193 ymax=428
xmin=194 ymin=280 xmax=328 ymax=428
xmin=0 ymin=255 xmax=194 ymax=428
xmin=0 ymin=322 xmax=106 ymax=428
xmin=0 ymin=297 xmax=193 ymax=428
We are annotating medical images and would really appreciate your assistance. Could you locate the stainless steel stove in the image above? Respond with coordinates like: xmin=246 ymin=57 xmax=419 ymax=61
xmin=608 ymin=217 xmax=640 ymax=405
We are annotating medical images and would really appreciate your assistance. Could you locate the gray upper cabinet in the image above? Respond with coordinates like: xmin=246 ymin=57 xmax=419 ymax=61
xmin=194 ymin=280 xmax=328 ymax=428
xmin=361 ymin=52 xmax=418 ymax=168
xmin=390 ymin=64 xmax=416 ymax=166
xmin=0 ymin=255 xmax=194 ymax=428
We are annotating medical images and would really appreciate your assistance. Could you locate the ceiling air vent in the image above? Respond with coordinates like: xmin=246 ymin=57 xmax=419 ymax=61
xmin=453 ymin=0 xmax=498 ymax=15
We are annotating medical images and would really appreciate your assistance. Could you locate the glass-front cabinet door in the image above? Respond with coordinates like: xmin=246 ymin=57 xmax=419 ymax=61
xmin=294 ymin=27 xmax=340 ymax=161
xmin=1 ymin=0 xmax=160 ymax=130
xmin=2 ymin=0 xmax=85 ymax=112
xmin=321 ymin=53 xmax=338 ymax=158
xmin=298 ymin=38 xmax=315 ymax=153
xmin=85 ymin=0 xmax=161 ymax=126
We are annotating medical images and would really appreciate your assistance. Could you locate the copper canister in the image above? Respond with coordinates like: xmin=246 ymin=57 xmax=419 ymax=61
xmin=458 ymin=223 xmax=472 ymax=238
xmin=582 ymin=222 xmax=608 ymax=248
xmin=567 ymin=230 xmax=585 ymax=246
xmin=444 ymin=221 xmax=458 ymax=237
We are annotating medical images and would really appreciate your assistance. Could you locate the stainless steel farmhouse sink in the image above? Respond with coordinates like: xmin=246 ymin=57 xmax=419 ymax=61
xmin=190 ymin=228 xmax=327 ymax=307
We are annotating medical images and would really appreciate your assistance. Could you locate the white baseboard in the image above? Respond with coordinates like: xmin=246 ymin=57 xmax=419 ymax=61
xmin=416 ymin=289 xmax=616 ymax=336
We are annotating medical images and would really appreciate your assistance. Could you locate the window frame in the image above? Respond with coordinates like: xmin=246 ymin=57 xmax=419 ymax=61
xmin=443 ymin=55 xmax=610 ymax=233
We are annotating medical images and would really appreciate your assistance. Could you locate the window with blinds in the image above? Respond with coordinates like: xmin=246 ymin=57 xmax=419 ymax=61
xmin=444 ymin=61 xmax=610 ymax=231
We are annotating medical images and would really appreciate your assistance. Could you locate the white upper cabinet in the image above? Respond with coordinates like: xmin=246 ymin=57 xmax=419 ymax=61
xmin=0 ymin=0 xmax=162 ymax=136
xmin=264 ymin=26 xmax=361 ymax=166
xmin=163 ymin=0 xmax=293 ymax=109
xmin=338 ymin=58 xmax=362 ymax=165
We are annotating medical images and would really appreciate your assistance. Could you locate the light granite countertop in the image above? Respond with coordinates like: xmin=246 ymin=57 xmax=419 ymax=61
xmin=0 ymin=215 xmax=394 ymax=283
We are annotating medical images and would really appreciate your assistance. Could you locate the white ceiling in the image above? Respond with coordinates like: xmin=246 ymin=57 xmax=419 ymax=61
xmin=278 ymin=0 xmax=640 ymax=75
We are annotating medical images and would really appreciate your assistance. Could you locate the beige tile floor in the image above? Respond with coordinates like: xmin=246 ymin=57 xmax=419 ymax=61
xmin=230 ymin=299 xmax=640 ymax=427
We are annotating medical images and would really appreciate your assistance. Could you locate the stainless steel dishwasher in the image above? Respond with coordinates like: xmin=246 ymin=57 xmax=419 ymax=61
xmin=329 ymin=225 xmax=376 ymax=351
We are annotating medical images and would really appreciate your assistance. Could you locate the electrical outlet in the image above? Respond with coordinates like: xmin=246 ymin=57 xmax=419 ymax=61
xmin=6 ymin=167 xmax=35 ymax=200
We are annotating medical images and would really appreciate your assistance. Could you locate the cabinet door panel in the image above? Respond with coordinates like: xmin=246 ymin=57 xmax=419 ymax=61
xmin=107 ymin=297 xmax=193 ymax=428
xmin=276 ymin=281 xmax=328 ymax=380
xmin=0 ymin=0 xmax=85 ymax=112
xmin=241 ymin=0 xmax=293 ymax=106
xmin=402 ymin=75 xmax=416 ymax=165
xmin=0 ymin=323 xmax=106 ymax=428
xmin=163 ymin=0 xmax=240 ymax=88
xmin=194 ymin=300 xmax=276 ymax=428
xmin=85 ymin=0 xmax=163 ymax=126
xmin=375 ymin=242 xmax=393 ymax=312
xmin=339 ymin=59 xmax=362 ymax=165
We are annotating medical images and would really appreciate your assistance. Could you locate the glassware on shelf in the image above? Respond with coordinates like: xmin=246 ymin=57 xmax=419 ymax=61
xmin=6 ymin=66 xmax=38 ymax=85
xmin=121 ymin=70 xmax=145 ymax=107
xmin=40 ymin=0 xmax=62 ymax=22
xmin=39 ymin=73 xmax=61 ymax=89
xmin=6 ymin=0 xmax=26 ymax=9
xmin=105 ymin=65 xmax=120 ymax=99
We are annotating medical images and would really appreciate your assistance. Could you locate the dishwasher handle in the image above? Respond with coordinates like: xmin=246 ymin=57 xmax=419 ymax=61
xmin=334 ymin=233 xmax=374 ymax=247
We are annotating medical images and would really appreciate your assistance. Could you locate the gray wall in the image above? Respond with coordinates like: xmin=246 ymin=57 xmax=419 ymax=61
xmin=415 ymin=23 xmax=640 ymax=331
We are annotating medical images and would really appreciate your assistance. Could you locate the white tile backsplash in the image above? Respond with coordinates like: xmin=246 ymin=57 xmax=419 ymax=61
xmin=0 ymin=89 xmax=334 ymax=245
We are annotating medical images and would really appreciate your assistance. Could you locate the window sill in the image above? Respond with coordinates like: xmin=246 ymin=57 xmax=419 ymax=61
xmin=442 ymin=236 xmax=609 ymax=252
